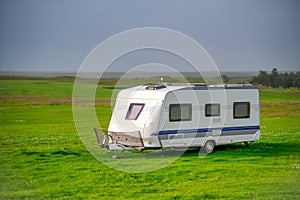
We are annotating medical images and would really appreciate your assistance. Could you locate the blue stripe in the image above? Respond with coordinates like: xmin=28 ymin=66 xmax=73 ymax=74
xmin=159 ymin=125 xmax=260 ymax=135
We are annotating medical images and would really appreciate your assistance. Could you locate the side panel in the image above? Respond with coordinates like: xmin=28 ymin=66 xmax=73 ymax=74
xmin=158 ymin=88 xmax=260 ymax=148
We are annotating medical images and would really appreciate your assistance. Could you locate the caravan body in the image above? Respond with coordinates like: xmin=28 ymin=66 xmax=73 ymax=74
xmin=103 ymin=84 xmax=260 ymax=153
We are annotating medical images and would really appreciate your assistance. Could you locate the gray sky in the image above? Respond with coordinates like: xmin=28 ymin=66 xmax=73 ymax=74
xmin=0 ymin=0 xmax=299 ymax=72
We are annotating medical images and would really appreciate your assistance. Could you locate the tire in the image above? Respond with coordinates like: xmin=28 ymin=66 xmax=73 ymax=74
xmin=202 ymin=140 xmax=215 ymax=153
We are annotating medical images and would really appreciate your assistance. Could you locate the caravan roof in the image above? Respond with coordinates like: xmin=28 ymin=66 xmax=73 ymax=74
xmin=117 ymin=85 xmax=186 ymax=100
xmin=117 ymin=84 xmax=257 ymax=100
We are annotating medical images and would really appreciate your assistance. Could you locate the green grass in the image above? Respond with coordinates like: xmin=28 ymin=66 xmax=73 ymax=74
xmin=0 ymin=79 xmax=114 ymax=100
xmin=259 ymin=88 xmax=300 ymax=101
xmin=0 ymin=79 xmax=300 ymax=199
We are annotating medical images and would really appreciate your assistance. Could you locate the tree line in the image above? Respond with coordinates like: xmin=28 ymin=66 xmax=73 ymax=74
xmin=250 ymin=68 xmax=300 ymax=89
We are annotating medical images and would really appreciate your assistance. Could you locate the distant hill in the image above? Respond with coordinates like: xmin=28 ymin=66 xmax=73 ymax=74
xmin=0 ymin=70 xmax=257 ymax=83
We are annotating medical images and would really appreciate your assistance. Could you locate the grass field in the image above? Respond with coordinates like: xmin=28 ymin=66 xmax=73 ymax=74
xmin=0 ymin=78 xmax=300 ymax=199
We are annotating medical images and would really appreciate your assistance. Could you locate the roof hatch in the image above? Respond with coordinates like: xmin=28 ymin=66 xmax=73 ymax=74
xmin=145 ymin=85 xmax=167 ymax=90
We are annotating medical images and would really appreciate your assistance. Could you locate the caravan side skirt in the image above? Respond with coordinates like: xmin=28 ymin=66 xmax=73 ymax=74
xmin=158 ymin=125 xmax=260 ymax=148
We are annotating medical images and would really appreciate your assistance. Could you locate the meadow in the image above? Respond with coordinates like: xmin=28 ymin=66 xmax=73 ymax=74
xmin=0 ymin=78 xmax=299 ymax=199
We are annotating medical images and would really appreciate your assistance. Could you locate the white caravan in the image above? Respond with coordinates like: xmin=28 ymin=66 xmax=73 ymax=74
xmin=94 ymin=83 xmax=260 ymax=155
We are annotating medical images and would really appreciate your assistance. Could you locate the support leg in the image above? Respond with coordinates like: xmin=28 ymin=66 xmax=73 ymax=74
xmin=112 ymin=150 xmax=118 ymax=158
xmin=244 ymin=141 xmax=253 ymax=148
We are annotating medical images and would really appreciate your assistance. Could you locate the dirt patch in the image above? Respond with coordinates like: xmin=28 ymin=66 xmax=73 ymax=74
xmin=260 ymin=101 xmax=300 ymax=117
xmin=0 ymin=96 xmax=113 ymax=106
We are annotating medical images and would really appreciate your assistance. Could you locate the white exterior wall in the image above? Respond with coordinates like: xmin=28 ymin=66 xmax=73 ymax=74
xmin=108 ymin=85 xmax=260 ymax=149
xmin=159 ymin=88 xmax=259 ymax=147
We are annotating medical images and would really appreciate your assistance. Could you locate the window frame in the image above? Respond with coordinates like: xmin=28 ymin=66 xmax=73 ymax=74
xmin=169 ymin=103 xmax=192 ymax=122
xmin=125 ymin=103 xmax=145 ymax=120
xmin=205 ymin=103 xmax=221 ymax=117
xmin=233 ymin=101 xmax=250 ymax=119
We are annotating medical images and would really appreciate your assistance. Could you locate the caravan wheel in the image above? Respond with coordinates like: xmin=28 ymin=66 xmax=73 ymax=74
xmin=202 ymin=140 xmax=215 ymax=153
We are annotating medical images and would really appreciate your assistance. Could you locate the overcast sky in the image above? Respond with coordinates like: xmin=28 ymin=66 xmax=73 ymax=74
xmin=0 ymin=0 xmax=299 ymax=72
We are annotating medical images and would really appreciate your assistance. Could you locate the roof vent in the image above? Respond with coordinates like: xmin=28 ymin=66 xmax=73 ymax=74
xmin=145 ymin=85 xmax=167 ymax=90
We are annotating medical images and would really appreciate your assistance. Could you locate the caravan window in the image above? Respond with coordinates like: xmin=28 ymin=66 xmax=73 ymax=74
xmin=169 ymin=104 xmax=192 ymax=122
xmin=205 ymin=104 xmax=220 ymax=117
xmin=233 ymin=102 xmax=250 ymax=119
xmin=125 ymin=103 xmax=145 ymax=120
